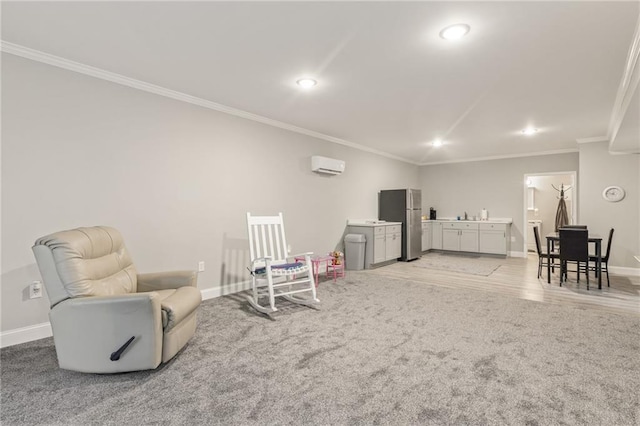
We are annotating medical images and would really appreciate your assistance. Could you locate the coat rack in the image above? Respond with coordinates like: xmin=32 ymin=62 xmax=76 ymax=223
xmin=552 ymin=183 xmax=571 ymax=231
xmin=552 ymin=183 xmax=572 ymax=199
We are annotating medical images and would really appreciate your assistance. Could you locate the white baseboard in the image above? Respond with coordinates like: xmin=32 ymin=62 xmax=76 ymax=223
xmin=1 ymin=284 xmax=253 ymax=348
xmin=0 ymin=322 xmax=52 ymax=348
xmin=200 ymin=280 xmax=252 ymax=300
xmin=610 ymin=266 xmax=640 ymax=277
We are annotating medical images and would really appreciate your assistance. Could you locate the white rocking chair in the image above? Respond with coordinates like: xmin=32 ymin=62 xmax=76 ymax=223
xmin=246 ymin=212 xmax=319 ymax=314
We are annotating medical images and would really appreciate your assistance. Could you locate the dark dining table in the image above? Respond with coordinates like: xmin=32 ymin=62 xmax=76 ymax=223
xmin=546 ymin=232 xmax=602 ymax=289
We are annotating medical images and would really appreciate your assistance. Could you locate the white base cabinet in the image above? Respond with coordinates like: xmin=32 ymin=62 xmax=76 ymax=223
xmin=460 ymin=229 xmax=479 ymax=252
xmin=424 ymin=220 xmax=510 ymax=256
xmin=374 ymin=231 xmax=386 ymax=264
xmin=385 ymin=225 xmax=402 ymax=260
xmin=348 ymin=223 xmax=402 ymax=269
xmin=431 ymin=222 xmax=443 ymax=249
xmin=442 ymin=222 xmax=479 ymax=252
xmin=421 ymin=222 xmax=432 ymax=251
xmin=442 ymin=229 xmax=459 ymax=251
xmin=479 ymin=223 xmax=509 ymax=255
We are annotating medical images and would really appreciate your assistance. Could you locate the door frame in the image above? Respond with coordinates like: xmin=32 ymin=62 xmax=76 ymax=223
xmin=522 ymin=171 xmax=577 ymax=255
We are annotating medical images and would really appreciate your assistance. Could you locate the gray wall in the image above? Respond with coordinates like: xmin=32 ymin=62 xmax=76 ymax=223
xmin=3 ymin=54 xmax=638 ymax=335
xmin=579 ymin=141 xmax=639 ymax=268
xmin=1 ymin=54 xmax=419 ymax=332
xmin=418 ymin=153 xmax=580 ymax=254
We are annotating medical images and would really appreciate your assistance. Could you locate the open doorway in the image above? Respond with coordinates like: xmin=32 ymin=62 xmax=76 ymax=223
xmin=523 ymin=171 xmax=577 ymax=254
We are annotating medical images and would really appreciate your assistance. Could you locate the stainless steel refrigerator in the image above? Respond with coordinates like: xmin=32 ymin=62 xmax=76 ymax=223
xmin=379 ymin=189 xmax=422 ymax=261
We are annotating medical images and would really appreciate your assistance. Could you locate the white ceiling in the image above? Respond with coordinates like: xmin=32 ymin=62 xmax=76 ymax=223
xmin=2 ymin=1 xmax=639 ymax=164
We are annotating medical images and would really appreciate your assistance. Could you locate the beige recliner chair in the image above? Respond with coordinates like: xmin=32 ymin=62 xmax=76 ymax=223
xmin=32 ymin=226 xmax=202 ymax=373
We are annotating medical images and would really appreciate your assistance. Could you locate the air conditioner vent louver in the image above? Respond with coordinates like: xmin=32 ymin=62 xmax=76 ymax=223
xmin=311 ymin=156 xmax=345 ymax=175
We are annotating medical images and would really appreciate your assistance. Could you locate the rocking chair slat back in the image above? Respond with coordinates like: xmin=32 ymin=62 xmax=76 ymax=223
xmin=247 ymin=212 xmax=289 ymax=269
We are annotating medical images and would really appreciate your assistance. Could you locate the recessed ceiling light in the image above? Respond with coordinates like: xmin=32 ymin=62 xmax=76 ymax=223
xmin=432 ymin=139 xmax=443 ymax=147
xmin=521 ymin=127 xmax=538 ymax=136
xmin=296 ymin=78 xmax=317 ymax=89
xmin=439 ymin=24 xmax=470 ymax=40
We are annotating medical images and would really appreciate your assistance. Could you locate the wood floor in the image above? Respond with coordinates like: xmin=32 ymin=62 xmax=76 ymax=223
xmin=361 ymin=252 xmax=640 ymax=317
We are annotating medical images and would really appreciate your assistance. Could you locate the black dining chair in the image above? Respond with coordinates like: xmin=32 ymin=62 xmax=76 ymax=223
xmin=559 ymin=228 xmax=590 ymax=289
xmin=589 ymin=228 xmax=614 ymax=287
xmin=533 ymin=225 xmax=559 ymax=279
xmin=554 ymin=226 xmax=587 ymax=253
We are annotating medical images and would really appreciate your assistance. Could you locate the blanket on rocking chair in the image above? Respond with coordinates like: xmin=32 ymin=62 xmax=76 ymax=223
xmin=253 ymin=262 xmax=306 ymax=276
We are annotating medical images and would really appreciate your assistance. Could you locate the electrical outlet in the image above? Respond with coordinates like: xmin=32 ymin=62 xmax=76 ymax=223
xmin=30 ymin=281 xmax=43 ymax=299
xmin=198 ymin=261 xmax=205 ymax=272
xmin=510 ymin=236 xmax=516 ymax=242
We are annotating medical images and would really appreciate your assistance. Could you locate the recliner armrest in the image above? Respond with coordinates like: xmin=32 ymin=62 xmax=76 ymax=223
xmin=137 ymin=270 xmax=198 ymax=292
xmin=159 ymin=286 xmax=202 ymax=332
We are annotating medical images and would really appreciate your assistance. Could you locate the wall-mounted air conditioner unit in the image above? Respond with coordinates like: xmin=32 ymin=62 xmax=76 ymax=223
xmin=311 ymin=156 xmax=345 ymax=175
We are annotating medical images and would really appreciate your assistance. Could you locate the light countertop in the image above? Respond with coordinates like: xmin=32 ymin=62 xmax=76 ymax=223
xmin=347 ymin=220 xmax=402 ymax=227
xmin=422 ymin=218 xmax=513 ymax=224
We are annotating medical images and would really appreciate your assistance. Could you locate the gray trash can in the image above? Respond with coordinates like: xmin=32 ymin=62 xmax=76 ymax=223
xmin=344 ymin=234 xmax=366 ymax=270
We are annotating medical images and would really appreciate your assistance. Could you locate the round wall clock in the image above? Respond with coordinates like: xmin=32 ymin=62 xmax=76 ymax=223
xmin=602 ymin=186 xmax=625 ymax=202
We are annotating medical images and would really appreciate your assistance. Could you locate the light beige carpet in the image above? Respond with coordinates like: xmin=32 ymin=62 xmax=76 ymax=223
xmin=2 ymin=271 xmax=638 ymax=425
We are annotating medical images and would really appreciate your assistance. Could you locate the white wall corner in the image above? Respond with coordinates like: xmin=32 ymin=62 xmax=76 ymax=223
xmin=608 ymin=17 xmax=640 ymax=150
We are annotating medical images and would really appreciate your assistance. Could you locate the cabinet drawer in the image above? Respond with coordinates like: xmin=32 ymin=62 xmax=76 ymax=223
xmin=374 ymin=226 xmax=385 ymax=235
xmin=443 ymin=222 xmax=478 ymax=230
xmin=386 ymin=225 xmax=401 ymax=234
xmin=479 ymin=223 xmax=507 ymax=231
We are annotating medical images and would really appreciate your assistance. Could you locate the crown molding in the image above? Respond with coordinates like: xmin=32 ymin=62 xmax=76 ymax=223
xmin=608 ymin=148 xmax=640 ymax=156
xmin=0 ymin=41 xmax=608 ymax=167
xmin=607 ymin=16 xmax=640 ymax=152
xmin=1 ymin=41 xmax=417 ymax=165
xmin=576 ymin=136 xmax=608 ymax=144
xmin=419 ymin=148 xmax=579 ymax=166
